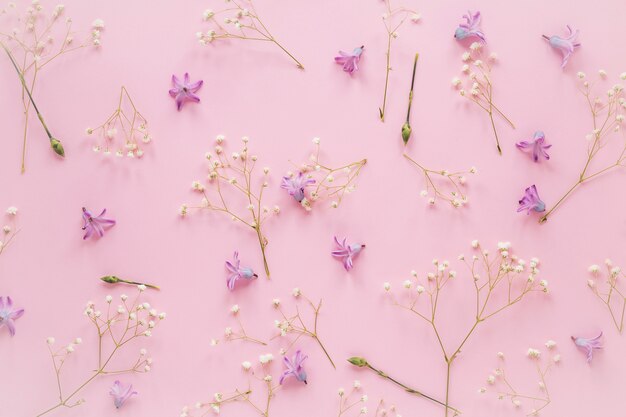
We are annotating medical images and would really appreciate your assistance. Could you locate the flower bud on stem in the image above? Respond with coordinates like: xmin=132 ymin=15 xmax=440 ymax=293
xmin=402 ymin=53 xmax=419 ymax=145
xmin=100 ymin=275 xmax=160 ymax=290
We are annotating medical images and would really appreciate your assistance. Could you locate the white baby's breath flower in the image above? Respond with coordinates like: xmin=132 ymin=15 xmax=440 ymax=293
xmin=92 ymin=18 xmax=105 ymax=29
xmin=6 ymin=206 xmax=17 ymax=215
xmin=545 ymin=340 xmax=557 ymax=349
xmin=230 ymin=304 xmax=240 ymax=314
xmin=241 ymin=361 xmax=252 ymax=371
xmin=526 ymin=348 xmax=541 ymax=359
xmin=383 ymin=282 xmax=391 ymax=291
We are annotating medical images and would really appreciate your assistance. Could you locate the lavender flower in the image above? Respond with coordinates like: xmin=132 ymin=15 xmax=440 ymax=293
xmin=517 ymin=185 xmax=545 ymax=215
xmin=82 ymin=207 xmax=116 ymax=239
xmin=0 ymin=296 xmax=24 ymax=337
xmin=110 ymin=380 xmax=137 ymax=409
xmin=516 ymin=131 xmax=552 ymax=162
xmin=281 ymin=172 xmax=315 ymax=203
xmin=332 ymin=236 xmax=365 ymax=271
xmin=169 ymin=73 xmax=203 ymax=110
xmin=334 ymin=46 xmax=364 ymax=74
xmin=571 ymin=332 xmax=602 ymax=363
xmin=225 ymin=251 xmax=258 ymax=291
xmin=279 ymin=350 xmax=308 ymax=385
xmin=454 ymin=10 xmax=485 ymax=42
xmin=542 ymin=26 xmax=580 ymax=68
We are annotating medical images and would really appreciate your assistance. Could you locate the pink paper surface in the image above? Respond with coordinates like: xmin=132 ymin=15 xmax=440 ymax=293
xmin=1 ymin=0 xmax=625 ymax=416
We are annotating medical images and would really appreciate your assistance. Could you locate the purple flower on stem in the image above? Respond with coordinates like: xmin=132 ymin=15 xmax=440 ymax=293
xmin=542 ymin=26 xmax=580 ymax=68
xmin=225 ymin=251 xmax=258 ymax=291
xmin=334 ymin=46 xmax=364 ymax=74
xmin=332 ymin=236 xmax=365 ymax=271
xmin=516 ymin=131 xmax=552 ymax=162
xmin=280 ymin=350 xmax=308 ymax=385
xmin=82 ymin=207 xmax=116 ymax=240
xmin=454 ymin=10 xmax=485 ymax=42
xmin=281 ymin=172 xmax=316 ymax=203
xmin=517 ymin=185 xmax=546 ymax=214
xmin=169 ymin=73 xmax=203 ymax=111
xmin=110 ymin=380 xmax=137 ymax=409
xmin=0 ymin=296 xmax=24 ymax=337
xmin=571 ymin=332 xmax=602 ymax=363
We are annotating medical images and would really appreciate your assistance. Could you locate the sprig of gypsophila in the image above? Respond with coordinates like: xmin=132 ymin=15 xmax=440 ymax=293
xmin=383 ymin=240 xmax=549 ymax=417
xmin=479 ymin=344 xmax=560 ymax=416
xmin=378 ymin=0 xmax=420 ymax=122
xmin=0 ymin=2 xmax=103 ymax=172
xmin=272 ymin=288 xmax=335 ymax=369
xmin=182 ymin=135 xmax=278 ymax=278
xmin=196 ymin=0 xmax=304 ymax=69
xmin=403 ymin=153 xmax=476 ymax=208
xmin=85 ymin=86 xmax=152 ymax=159
xmin=337 ymin=380 xmax=370 ymax=417
xmin=587 ymin=259 xmax=626 ymax=333
xmin=452 ymin=44 xmax=515 ymax=155
xmin=0 ymin=206 xmax=19 ymax=258
xmin=210 ymin=304 xmax=267 ymax=346
xmin=539 ymin=71 xmax=626 ymax=224
xmin=36 ymin=286 xmax=165 ymax=417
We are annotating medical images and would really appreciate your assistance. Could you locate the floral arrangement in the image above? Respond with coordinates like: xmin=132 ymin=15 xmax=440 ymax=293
xmin=588 ymin=259 xmax=626 ymax=332
xmin=0 ymin=206 xmax=19 ymax=257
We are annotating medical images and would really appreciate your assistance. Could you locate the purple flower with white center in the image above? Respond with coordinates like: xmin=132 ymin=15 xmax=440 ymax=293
xmin=110 ymin=380 xmax=137 ymax=409
xmin=279 ymin=350 xmax=308 ymax=385
xmin=334 ymin=46 xmax=364 ymax=74
xmin=169 ymin=73 xmax=203 ymax=111
xmin=0 ymin=296 xmax=24 ymax=337
xmin=516 ymin=131 xmax=552 ymax=162
xmin=82 ymin=207 xmax=116 ymax=240
xmin=332 ymin=236 xmax=365 ymax=271
xmin=571 ymin=332 xmax=602 ymax=363
xmin=454 ymin=10 xmax=485 ymax=42
xmin=542 ymin=26 xmax=581 ymax=68
xmin=281 ymin=172 xmax=316 ymax=203
xmin=225 ymin=251 xmax=258 ymax=291
xmin=517 ymin=185 xmax=546 ymax=214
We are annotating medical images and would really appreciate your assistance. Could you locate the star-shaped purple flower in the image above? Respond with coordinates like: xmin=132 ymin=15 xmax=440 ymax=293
xmin=225 ymin=251 xmax=258 ymax=291
xmin=454 ymin=10 xmax=485 ymax=43
xmin=279 ymin=350 xmax=308 ymax=385
xmin=82 ymin=207 xmax=116 ymax=240
xmin=571 ymin=332 xmax=602 ymax=363
xmin=516 ymin=131 xmax=552 ymax=162
xmin=334 ymin=46 xmax=364 ymax=74
xmin=0 ymin=296 xmax=24 ymax=337
xmin=542 ymin=25 xmax=580 ymax=68
xmin=517 ymin=185 xmax=546 ymax=214
xmin=281 ymin=172 xmax=316 ymax=203
xmin=332 ymin=236 xmax=365 ymax=271
xmin=110 ymin=380 xmax=137 ymax=409
xmin=169 ymin=73 xmax=203 ymax=111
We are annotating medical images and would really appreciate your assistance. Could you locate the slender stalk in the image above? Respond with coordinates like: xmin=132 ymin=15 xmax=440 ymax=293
xmin=379 ymin=33 xmax=392 ymax=121
xmin=401 ymin=53 xmax=419 ymax=145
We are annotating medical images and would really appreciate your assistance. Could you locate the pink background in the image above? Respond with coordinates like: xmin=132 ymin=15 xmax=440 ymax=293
xmin=1 ymin=0 xmax=626 ymax=415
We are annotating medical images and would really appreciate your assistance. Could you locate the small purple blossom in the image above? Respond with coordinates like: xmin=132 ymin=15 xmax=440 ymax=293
xmin=334 ymin=46 xmax=364 ymax=74
xmin=517 ymin=185 xmax=546 ymax=214
xmin=281 ymin=172 xmax=315 ymax=203
xmin=516 ymin=131 xmax=552 ymax=162
xmin=82 ymin=207 xmax=116 ymax=240
xmin=169 ymin=73 xmax=203 ymax=111
xmin=454 ymin=10 xmax=485 ymax=42
xmin=542 ymin=26 xmax=580 ymax=68
xmin=0 ymin=296 xmax=24 ymax=337
xmin=571 ymin=332 xmax=602 ymax=363
xmin=225 ymin=251 xmax=258 ymax=291
xmin=280 ymin=350 xmax=308 ymax=385
xmin=332 ymin=236 xmax=365 ymax=271
xmin=110 ymin=380 xmax=137 ymax=409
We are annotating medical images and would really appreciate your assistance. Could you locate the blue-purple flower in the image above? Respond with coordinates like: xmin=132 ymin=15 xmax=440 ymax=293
xmin=517 ymin=185 xmax=545 ymax=214
xmin=516 ymin=131 xmax=552 ymax=162
xmin=82 ymin=207 xmax=116 ymax=240
xmin=454 ymin=10 xmax=485 ymax=42
xmin=542 ymin=26 xmax=580 ymax=68
xmin=571 ymin=332 xmax=602 ymax=363
xmin=279 ymin=350 xmax=308 ymax=385
xmin=0 ymin=296 xmax=24 ymax=337
xmin=334 ymin=46 xmax=364 ymax=74
xmin=332 ymin=236 xmax=365 ymax=271
xmin=225 ymin=251 xmax=258 ymax=291
xmin=281 ymin=172 xmax=315 ymax=203
xmin=110 ymin=380 xmax=137 ymax=409
xmin=169 ymin=73 xmax=203 ymax=110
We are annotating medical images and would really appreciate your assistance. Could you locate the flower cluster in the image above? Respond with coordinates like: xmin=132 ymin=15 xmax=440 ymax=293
xmin=86 ymin=87 xmax=152 ymax=159
xmin=0 ymin=206 xmax=19 ymax=257
xmin=210 ymin=304 xmax=267 ymax=346
xmin=337 ymin=380 xmax=370 ymax=416
xmin=587 ymin=259 xmax=626 ymax=332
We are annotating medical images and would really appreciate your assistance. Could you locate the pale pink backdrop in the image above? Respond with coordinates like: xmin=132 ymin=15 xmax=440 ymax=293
xmin=1 ymin=0 xmax=626 ymax=416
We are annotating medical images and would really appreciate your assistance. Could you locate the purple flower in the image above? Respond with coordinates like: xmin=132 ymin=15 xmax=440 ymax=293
xmin=0 ymin=296 xmax=24 ymax=337
xmin=542 ymin=26 xmax=580 ymax=68
xmin=281 ymin=172 xmax=316 ymax=203
xmin=516 ymin=131 xmax=552 ymax=162
xmin=225 ymin=251 xmax=258 ymax=291
xmin=110 ymin=380 xmax=137 ymax=409
xmin=454 ymin=10 xmax=485 ymax=42
xmin=334 ymin=46 xmax=364 ymax=74
xmin=517 ymin=185 xmax=546 ymax=214
xmin=280 ymin=350 xmax=308 ymax=385
xmin=82 ymin=207 xmax=116 ymax=240
xmin=571 ymin=332 xmax=602 ymax=363
xmin=169 ymin=73 xmax=203 ymax=111
xmin=332 ymin=236 xmax=365 ymax=271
